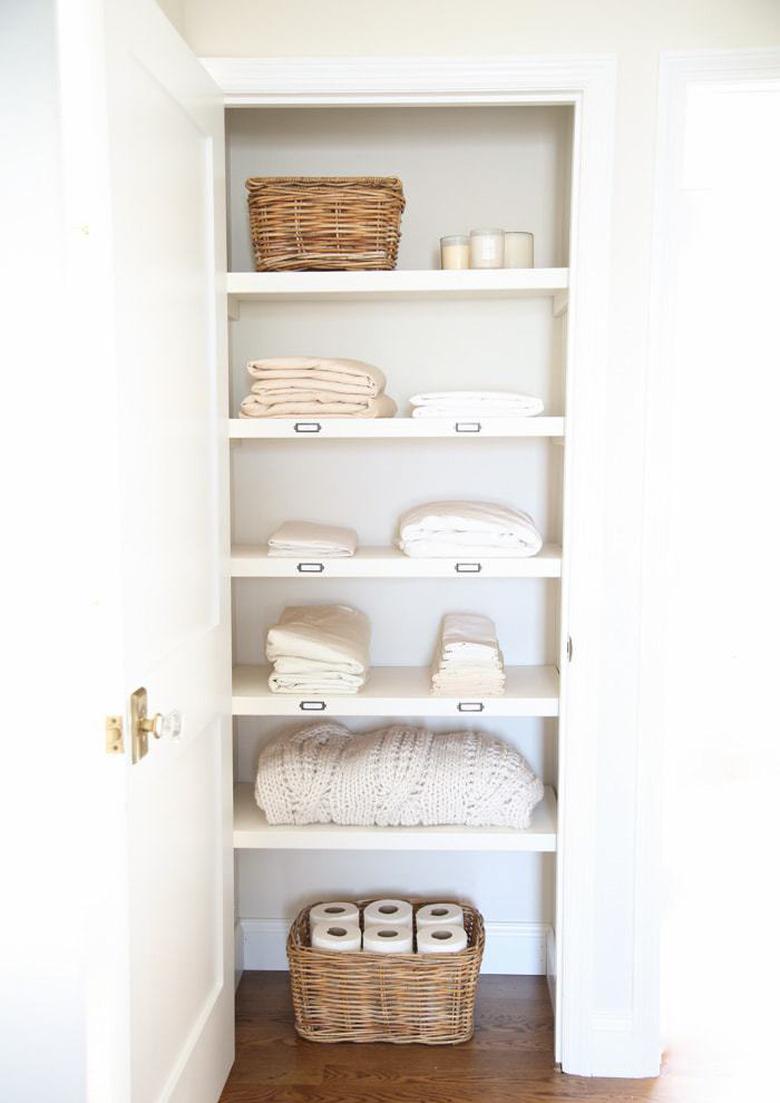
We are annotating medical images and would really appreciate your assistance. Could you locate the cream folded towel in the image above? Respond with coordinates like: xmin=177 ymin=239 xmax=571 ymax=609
xmin=241 ymin=357 xmax=397 ymax=418
xmin=266 ymin=604 xmax=370 ymax=694
xmin=240 ymin=393 xmax=397 ymax=418
xmin=409 ymin=390 xmax=544 ymax=418
xmin=398 ymin=500 xmax=543 ymax=558
xmin=431 ymin=613 xmax=505 ymax=696
xmin=267 ymin=521 xmax=358 ymax=558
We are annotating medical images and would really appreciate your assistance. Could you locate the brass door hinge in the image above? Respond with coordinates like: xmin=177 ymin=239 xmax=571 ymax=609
xmin=105 ymin=715 xmax=124 ymax=754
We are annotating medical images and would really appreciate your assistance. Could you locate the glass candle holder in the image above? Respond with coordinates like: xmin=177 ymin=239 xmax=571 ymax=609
xmin=504 ymin=231 xmax=534 ymax=268
xmin=469 ymin=229 xmax=505 ymax=269
xmin=440 ymin=235 xmax=470 ymax=270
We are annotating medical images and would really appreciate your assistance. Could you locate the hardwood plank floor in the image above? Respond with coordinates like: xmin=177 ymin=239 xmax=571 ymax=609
xmin=218 ymin=972 xmax=723 ymax=1103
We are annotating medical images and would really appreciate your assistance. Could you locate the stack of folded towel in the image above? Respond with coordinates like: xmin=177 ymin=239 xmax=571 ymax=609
xmin=267 ymin=521 xmax=358 ymax=558
xmin=408 ymin=391 xmax=544 ymax=418
xmin=431 ymin=613 xmax=506 ymax=696
xmin=397 ymin=500 xmax=543 ymax=558
xmin=240 ymin=357 xmax=397 ymax=419
xmin=265 ymin=604 xmax=370 ymax=694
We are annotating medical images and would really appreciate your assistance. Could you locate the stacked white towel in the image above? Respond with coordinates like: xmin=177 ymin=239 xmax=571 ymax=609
xmin=431 ymin=613 xmax=505 ymax=696
xmin=240 ymin=357 xmax=397 ymax=419
xmin=397 ymin=500 xmax=543 ymax=558
xmin=265 ymin=604 xmax=370 ymax=694
xmin=408 ymin=391 xmax=544 ymax=418
xmin=267 ymin=521 xmax=358 ymax=558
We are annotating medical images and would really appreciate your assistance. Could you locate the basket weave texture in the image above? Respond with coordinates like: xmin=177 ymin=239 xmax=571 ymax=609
xmin=245 ymin=176 xmax=405 ymax=272
xmin=287 ymin=899 xmax=485 ymax=1044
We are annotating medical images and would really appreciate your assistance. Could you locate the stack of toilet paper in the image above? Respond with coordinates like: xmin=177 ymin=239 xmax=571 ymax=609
xmin=309 ymin=898 xmax=469 ymax=955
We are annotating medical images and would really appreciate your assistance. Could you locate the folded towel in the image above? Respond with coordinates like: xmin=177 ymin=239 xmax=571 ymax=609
xmin=241 ymin=357 xmax=397 ymax=418
xmin=409 ymin=391 xmax=544 ymax=418
xmin=240 ymin=393 xmax=397 ymax=418
xmin=255 ymin=722 xmax=544 ymax=829
xmin=267 ymin=521 xmax=358 ymax=558
xmin=397 ymin=500 xmax=543 ymax=558
xmin=431 ymin=613 xmax=505 ymax=696
xmin=249 ymin=357 xmax=387 ymax=396
xmin=266 ymin=604 xmax=370 ymax=694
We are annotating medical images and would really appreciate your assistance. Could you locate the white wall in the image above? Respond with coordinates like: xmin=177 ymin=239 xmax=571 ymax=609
xmin=159 ymin=0 xmax=780 ymax=1068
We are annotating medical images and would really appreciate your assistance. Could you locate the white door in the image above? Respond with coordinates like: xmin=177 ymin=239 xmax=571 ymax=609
xmin=59 ymin=2 xmax=232 ymax=1100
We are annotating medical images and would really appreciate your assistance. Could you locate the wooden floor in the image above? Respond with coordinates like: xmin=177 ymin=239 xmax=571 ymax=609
xmin=218 ymin=972 xmax=717 ymax=1103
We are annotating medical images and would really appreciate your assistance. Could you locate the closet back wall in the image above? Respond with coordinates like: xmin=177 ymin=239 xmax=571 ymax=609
xmin=226 ymin=106 xmax=572 ymax=270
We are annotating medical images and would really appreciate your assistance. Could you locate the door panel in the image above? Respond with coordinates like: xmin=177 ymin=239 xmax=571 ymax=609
xmin=100 ymin=1 xmax=232 ymax=1100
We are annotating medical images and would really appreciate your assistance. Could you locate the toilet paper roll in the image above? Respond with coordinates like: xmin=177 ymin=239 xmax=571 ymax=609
xmin=417 ymin=925 xmax=469 ymax=955
xmin=363 ymin=924 xmax=414 ymax=954
xmin=415 ymin=903 xmax=464 ymax=929
xmin=311 ymin=921 xmax=362 ymax=952
xmin=309 ymin=901 xmax=360 ymax=926
xmin=363 ymin=899 xmax=413 ymax=927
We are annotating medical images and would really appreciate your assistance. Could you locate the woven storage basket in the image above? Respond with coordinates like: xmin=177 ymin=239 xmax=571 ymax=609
xmin=245 ymin=176 xmax=405 ymax=272
xmin=287 ymin=900 xmax=484 ymax=1044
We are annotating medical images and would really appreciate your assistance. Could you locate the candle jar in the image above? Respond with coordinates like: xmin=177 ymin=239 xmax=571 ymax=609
xmin=469 ymin=229 xmax=505 ymax=269
xmin=504 ymin=231 xmax=534 ymax=268
xmin=440 ymin=235 xmax=470 ymax=270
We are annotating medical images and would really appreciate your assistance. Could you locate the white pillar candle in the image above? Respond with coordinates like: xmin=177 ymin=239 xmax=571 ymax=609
xmin=469 ymin=229 xmax=505 ymax=269
xmin=440 ymin=235 xmax=470 ymax=270
xmin=504 ymin=231 xmax=534 ymax=268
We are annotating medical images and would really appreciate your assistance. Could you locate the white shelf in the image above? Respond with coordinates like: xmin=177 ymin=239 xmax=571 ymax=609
xmin=231 ymin=545 xmax=562 ymax=579
xmin=232 ymin=664 xmax=559 ymax=717
xmin=233 ymin=782 xmax=558 ymax=852
xmin=227 ymin=267 xmax=568 ymax=306
xmin=229 ymin=416 xmax=564 ymax=440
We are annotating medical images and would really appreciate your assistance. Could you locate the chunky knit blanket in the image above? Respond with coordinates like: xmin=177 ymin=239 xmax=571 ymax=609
xmin=255 ymin=722 xmax=544 ymax=829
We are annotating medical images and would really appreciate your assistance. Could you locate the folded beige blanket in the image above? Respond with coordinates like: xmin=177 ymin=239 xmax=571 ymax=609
xmin=240 ymin=392 xmax=397 ymax=418
xmin=248 ymin=358 xmax=387 ymax=396
xmin=266 ymin=604 xmax=371 ymax=694
xmin=241 ymin=357 xmax=396 ymax=419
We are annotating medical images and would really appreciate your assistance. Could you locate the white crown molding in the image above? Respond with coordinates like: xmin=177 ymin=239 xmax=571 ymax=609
xmin=200 ymin=53 xmax=616 ymax=106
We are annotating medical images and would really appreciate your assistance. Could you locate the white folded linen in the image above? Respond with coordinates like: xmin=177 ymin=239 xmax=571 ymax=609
xmin=409 ymin=391 xmax=544 ymax=418
xmin=397 ymin=500 xmax=543 ymax=559
xmin=267 ymin=521 xmax=358 ymax=558
xmin=431 ymin=613 xmax=505 ymax=696
xmin=266 ymin=604 xmax=370 ymax=694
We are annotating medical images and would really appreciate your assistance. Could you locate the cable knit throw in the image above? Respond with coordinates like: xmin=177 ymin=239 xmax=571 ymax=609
xmin=255 ymin=722 xmax=544 ymax=829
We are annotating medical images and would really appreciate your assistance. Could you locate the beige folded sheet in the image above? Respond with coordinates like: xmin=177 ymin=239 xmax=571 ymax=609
xmin=248 ymin=357 xmax=387 ymax=396
xmin=240 ymin=393 xmax=397 ymax=418
xmin=241 ymin=357 xmax=396 ymax=418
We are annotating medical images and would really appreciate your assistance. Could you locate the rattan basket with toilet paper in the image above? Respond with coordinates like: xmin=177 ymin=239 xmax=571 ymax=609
xmin=287 ymin=899 xmax=485 ymax=1045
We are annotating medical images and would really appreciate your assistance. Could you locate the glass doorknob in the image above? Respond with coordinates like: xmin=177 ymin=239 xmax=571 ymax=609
xmin=154 ymin=709 xmax=182 ymax=741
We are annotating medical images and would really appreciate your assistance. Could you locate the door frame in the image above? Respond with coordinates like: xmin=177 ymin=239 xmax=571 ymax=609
xmin=636 ymin=43 xmax=780 ymax=1085
xmin=202 ymin=53 xmax=631 ymax=1075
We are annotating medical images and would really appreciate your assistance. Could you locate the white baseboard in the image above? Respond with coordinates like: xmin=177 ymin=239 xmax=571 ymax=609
xmin=236 ymin=918 xmax=550 ymax=975
xmin=234 ymin=920 xmax=244 ymax=989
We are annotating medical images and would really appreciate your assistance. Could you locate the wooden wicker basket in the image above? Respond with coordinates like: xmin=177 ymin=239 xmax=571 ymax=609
xmin=245 ymin=176 xmax=405 ymax=272
xmin=287 ymin=900 xmax=484 ymax=1045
